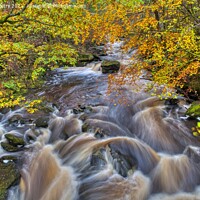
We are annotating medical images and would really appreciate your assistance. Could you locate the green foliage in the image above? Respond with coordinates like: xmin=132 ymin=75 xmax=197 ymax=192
xmin=192 ymin=122 xmax=200 ymax=137
xmin=186 ymin=101 xmax=200 ymax=118
xmin=0 ymin=0 xmax=81 ymax=109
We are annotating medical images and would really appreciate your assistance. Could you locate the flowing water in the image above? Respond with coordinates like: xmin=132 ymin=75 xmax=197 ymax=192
xmin=0 ymin=43 xmax=200 ymax=200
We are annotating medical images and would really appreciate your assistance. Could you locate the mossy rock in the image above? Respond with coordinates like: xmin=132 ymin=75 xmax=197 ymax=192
xmin=0 ymin=161 xmax=20 ymax=200
xmin=78 ymin=53 xmax=94 ymax=62
xmin=101 ymin=60 xmax=120 ymax=74
xmin=34 ymin=116 xmax=49 ymax=128
xmin=186 ymin=101 xmax=200 ymax=118
xmin=4 ymin=133 xmax=25 ymax=146
xmin=1 ymin=142 xmax=22 ymax=152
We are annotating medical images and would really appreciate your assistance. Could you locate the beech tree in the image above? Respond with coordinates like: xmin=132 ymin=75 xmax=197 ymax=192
xmin=110 ymin=0 xmax=200 ymax=98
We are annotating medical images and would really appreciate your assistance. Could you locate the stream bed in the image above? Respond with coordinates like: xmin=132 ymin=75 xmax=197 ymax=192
xmin=0 ymin=43 xmax=200 ymax=200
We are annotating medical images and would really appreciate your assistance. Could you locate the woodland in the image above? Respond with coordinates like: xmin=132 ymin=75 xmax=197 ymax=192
xmin=0 ymin=1 xmax=200 ymax=199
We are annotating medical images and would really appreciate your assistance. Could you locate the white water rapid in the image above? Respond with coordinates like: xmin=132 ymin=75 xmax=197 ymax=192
xmin=0 ymin=42 xmax=199 ymax=200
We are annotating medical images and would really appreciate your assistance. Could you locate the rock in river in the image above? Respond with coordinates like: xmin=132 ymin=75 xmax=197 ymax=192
xmin=101 ymin=60 xmax=120 ymax=74
xmin=4 ymin=132 xmax=25 ymax=146
xmin=78 ymin=53 xmax=94 ymax=62
xmin=0 ymin=160 xmax=20 ymax=200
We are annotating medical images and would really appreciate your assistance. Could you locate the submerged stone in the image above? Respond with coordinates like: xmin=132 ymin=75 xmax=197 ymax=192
xmin=101 ymin=60 xmax=120 ymax=74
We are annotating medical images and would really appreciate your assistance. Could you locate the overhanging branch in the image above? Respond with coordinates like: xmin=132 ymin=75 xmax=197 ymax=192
xmin=0 ymin=0 xmax=32 ymax=25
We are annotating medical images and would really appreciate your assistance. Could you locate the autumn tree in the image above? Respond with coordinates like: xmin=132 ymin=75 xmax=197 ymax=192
xmin=0 ymin=0 xmax=100 ymax=109
xmin=111 ymin=0 xmax=200 ymax=98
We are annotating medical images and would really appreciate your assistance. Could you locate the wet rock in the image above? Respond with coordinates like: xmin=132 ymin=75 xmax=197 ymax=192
xmin=78 ymin=53 xmax=94 ymax=62
xmin=0 ymin=155 xmax=18 ymax=163
xmin=0 ymin=160 xmax=20 ymax=200
xmin=93 ymin=54 xmax=101 ymax=61
xmin=34 ymin=117 xmax=49 ymax=128
xmin=165 ymin=98 xmax=179 ymax=106
xmin=40 ymin=103 xmax=55 ymax=113
xmin=82 ymin=122 xmax=90 ymax=132
xmin=188 ymin=75 xmax=200 ymax=99
xmin=8 ymin=114 xmax=23 ymax=123
xmin=184 ymin=146 xmax=200 ymax=163
xmin=111 ymin=151 xmax=135 ymax=177
xmin=101 ymin=60 xmax=120 ymax=74
xmin=89 ymin=46 xmax=107 ymax=56
xmin=4 ymin=133 xmax=25 ymax=146
xmin=0 ymin=108 xmax=10 ymax=115
xmin=73 ymin=108 xmax=81 ymax=114
xmin=73 ymin=105 xmax=93 ymax=114
xmin=24 ymin=129 xmax=37 ymax=144
xmin=1 ymin=142 xmax=23 ymax=152
xmin=186 ymin=101 xmax=200 ymax=118
xmin=82 ymin=118 xmax=129 ymax=137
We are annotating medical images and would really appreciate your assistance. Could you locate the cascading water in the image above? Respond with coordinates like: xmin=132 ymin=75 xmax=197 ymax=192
xmin=0 ymin=42 xmax=200 ymax=200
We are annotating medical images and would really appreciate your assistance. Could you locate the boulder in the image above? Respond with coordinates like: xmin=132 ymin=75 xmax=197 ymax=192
xmin=8 ymin=114 xmax=23 ymax=123
xmin=34 ymin=116 xmax=49 ymax=128
xmin=78 ymin=53 xmax=94 ymax=62
xmin=4 ymin=133 xmax=25 ymax=146
xmin=184 ymin=146 xmax=200 ymax=163
xmin=101 ymin=60 xmax=120 ymax=74
xmin=0 ymin=160 xmax=20 ymax=200
xmin=1 ymin=142 xmax=23 ymax=152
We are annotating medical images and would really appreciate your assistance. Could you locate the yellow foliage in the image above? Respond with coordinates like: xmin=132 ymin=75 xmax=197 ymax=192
xmin=25 ymin=99 xmax=42 ymax=113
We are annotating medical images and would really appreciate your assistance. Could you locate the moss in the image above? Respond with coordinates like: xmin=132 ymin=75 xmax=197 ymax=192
xmin=101 ymin=60 xmax=120 ymax=74
xmin=101 ymin=60 xmax=120 ymax=67
xmin=186 ymin=101 xmax=200 ymax=118
xmin=5 ymin=133 xmax=25 ymax=146
xmin=0 ymin=161 xmax=20 ymax=200
xmin=78 ymin=53 xmax=94 ymax=62
xmin=1 ymin=142 xmax=21 ymax=152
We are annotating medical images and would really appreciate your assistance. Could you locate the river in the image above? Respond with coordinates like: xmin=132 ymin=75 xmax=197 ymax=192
xmin=1 ymin=42 xmax=200 ymax=200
